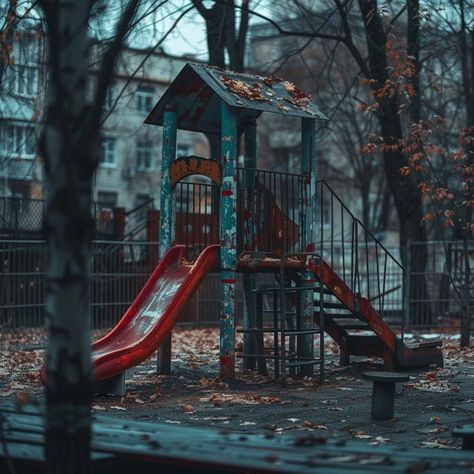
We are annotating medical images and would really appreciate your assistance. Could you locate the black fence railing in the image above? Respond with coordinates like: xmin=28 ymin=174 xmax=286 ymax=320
xmin=316 ymin=180 xmax=405 ymax=324
xmin=0 ymin=240 xmax=223 ymax=330
xmin=175 ymin=180 xmax=220 ymax=260
xmin=123 ymin=197 xmax=155 ymax=241
xmin=236 ymin=167 xmax=307 ymax=257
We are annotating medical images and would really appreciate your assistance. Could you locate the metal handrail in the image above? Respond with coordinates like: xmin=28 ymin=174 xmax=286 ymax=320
xmin=317 ymin=179 xmax=404 ymax=271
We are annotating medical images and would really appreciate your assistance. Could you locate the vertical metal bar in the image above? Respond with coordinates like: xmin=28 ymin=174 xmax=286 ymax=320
xmin=320 ymin=183 xmax=324 ymax=259
xmin=300 ymin=118 xmax=317 ymax=376
xmin=375 ymin=243 xmax=381 ymax=314
xmin=279 ymin=258 xmax=287 ymax=386
xmin=365 ymin=230 xmax=370 ymax=301
xmin=242 ymin=121 xmax=257 ymax=369
xmin=330 ymin=193 xmax=334 ymax=267
xmin=185 ymin=184 xmax=189 ymax=253
xmin=319 ymin=255 xmax=325 ymax=382
xmin=273 ymin=288 xmax=280 ymax=379
xmin=341 ymin=204 xmax=345 ymax=281
xmin=404 ymin=240 xmax=411 ymax=337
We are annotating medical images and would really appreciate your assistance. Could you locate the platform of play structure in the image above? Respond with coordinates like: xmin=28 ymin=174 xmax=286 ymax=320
xmin=40 ymin=63 xmax=442 ymax=392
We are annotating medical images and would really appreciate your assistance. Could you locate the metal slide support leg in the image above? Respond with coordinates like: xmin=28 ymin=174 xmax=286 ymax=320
xmin=95 ymin=371 xmax=126 ymax=397
xmin=371 ymin=381 xmax=395 ymax=420
xmin=298 ymin=271 xmax=315 ymax=376
xmin=157 ymin=103 xmax=177 ymax=374
xmin=220 ymin=270 xmax=236 ymax=381
xmin=243 ymin=273 xmax=256 ymax=370
xmin=156 ymin=334 xmax=172 ymax=375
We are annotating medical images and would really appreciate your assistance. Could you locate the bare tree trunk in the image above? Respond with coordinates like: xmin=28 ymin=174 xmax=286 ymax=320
xmin=458 ymin=0 xmax=472 ymax=346
xmin=39 ymin=2 xmax=95 ymax=472
xmin=192 ymin=1 xmax=250 ymax=158
xmin=461 ymin=239 xmax=471 ymax=347
xmin=358 ymin=0 xmax=431 ymax=323
xmin=36 ymin=0 xmax=141 ymax=471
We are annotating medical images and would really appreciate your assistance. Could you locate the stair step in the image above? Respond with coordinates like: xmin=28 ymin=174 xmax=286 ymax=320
xmin=314 ymin=301 xmax=348 ymax=309
xmin=313 ymin=287 xmax=334 ymax=295
xmin=411 ymin=340 xmax=442 ymax=350
xmin=283 ymin=329 xmax=322 ymax=336
xmin=332 ymin=319 xmax=370 ymax=330
xmin=286 ymin=359 xmax=323 ymax=368
xmin=316 ymin=312 xmax=360 ymax=319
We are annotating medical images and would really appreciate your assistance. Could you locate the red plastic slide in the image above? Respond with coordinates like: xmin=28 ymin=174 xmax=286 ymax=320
xmin=40 ymin=244 xmax=219 ymax=384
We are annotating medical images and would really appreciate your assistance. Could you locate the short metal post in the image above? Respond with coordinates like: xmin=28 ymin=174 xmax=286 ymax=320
xmin=371 ymin=381 xmax=395 ymax=420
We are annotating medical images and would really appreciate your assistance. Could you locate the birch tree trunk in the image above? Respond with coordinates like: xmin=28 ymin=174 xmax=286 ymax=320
xmin=39 ymin=2 xmax=95 ymax=472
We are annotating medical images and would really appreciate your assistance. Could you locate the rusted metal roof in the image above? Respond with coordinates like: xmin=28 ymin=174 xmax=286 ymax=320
xmin=144 ymin=63 xmax=328 ymax=134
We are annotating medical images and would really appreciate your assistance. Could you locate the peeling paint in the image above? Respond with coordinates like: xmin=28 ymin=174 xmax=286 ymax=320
xmin=219 ymin=102 xmax=237 ymax=381
xmin=159 ymin=108 xmax=177 ymax=259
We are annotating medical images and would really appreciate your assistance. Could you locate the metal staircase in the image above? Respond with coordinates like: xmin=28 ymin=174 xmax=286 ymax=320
xmin=237 ymin=176 xmax=443 ymax=381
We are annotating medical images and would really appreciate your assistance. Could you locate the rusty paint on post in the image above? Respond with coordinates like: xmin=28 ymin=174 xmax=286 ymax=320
xmin=159 ymin=104 xmax=177 ymax=259
xmin=299 ymin=117 xmax=317 ymax=376
xmin=219 ymin=101 xmax=237 ymax=381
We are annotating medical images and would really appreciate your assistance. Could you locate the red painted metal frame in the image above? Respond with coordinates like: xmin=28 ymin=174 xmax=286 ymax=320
xmin=40 ymin=244 xmax=219 ymax=384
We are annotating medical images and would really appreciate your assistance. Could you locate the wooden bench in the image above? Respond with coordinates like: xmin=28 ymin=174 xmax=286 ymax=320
xmin=1 ymin=402 xmax=474 ymax=473
xmin=363 ymin=371 xmax=410 ymax=420
xmin=453 ymin=425 xmax=474 ymax=450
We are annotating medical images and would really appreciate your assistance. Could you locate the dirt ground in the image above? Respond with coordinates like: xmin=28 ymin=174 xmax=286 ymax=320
xmin=1 ymin=327 xmax=474 ymax=451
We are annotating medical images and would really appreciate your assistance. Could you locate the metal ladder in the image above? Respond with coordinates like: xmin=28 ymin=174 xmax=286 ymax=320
xmin=237 ymin=252 xmax=325 ymax=385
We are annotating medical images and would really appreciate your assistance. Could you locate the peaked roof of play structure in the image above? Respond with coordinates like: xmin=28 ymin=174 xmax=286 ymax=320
xmin=145 ymin=63 xmax=328 ymax=135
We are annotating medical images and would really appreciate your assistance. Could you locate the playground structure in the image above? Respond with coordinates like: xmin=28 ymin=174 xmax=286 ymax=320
xmin=40 ymin=64 xmax=443 ymax=392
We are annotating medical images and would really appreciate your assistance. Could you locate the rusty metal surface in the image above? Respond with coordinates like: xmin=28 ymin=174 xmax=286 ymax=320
xmin=169 ymin=156 xmax=221 ymax=187
xmin=145 ymin=63 xmax=328 ymax=134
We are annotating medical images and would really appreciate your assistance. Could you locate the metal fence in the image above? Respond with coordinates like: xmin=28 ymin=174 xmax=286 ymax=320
xmin=0 ymin=240 xmax=223 ymax=331
xmin=0 ymin=198 xmax=45 ymax=238
xmin=406 ymin=240 xmax=474 ymax=327
xmin=0 ymin=198 xmax=118 ymax=239
xmin=0 ymin=239 xmax=472 ymax=331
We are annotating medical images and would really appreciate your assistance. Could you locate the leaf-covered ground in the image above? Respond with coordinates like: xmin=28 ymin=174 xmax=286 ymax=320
xmin=1 ymin=327 xmax=474 ymax=450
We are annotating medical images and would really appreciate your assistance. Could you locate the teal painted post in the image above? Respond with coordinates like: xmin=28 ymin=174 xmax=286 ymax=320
xmin=219 ymin=101 xmax=238 ymax=381
xmin=299 ymin=118 xmax=317 ymax=376
xmin=243 ymin=121 xmax=257 ymax=370
xmin=159 ymin=103 xmax=177 ymax=259
xmin=157 ymin=103 xmax=177 ymax=375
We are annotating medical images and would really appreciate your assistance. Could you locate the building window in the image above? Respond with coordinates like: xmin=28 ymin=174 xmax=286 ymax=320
xmin=104 ymin=82 xmax=116 ymax=110
xmin=135 ymin=194 xmax=152 ymax=221
xmin=137 ymin=139 xmax=153 ymax=171
xmin=0 ymin=122 xmax=35 ymax=158
xmin=177 ymin=143 xmax=193 ymax=158
xmin=13 ymin=64 xmax=39 ymax=97
xmin=97 ymin=191 xmax=117 ymax=208
xmin=136 ymin=86 xmax=154 ymax=112
xmin=100 ymin=136 xmax=116 ymax=167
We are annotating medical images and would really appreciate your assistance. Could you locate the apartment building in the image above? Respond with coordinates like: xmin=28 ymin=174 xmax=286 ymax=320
xmin=0 ymin=28 xmax=209 ymax=216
